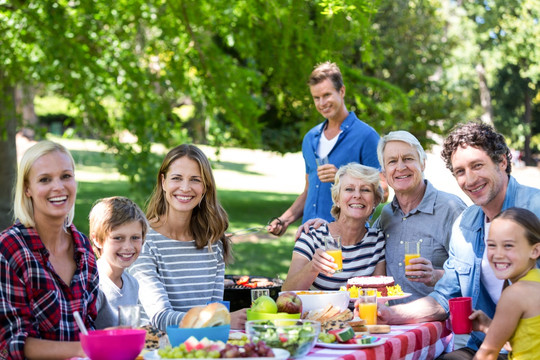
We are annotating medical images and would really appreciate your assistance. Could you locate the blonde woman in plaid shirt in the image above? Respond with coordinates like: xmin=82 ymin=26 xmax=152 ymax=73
xmin=0 ymin=141 xmax=99 ymax=360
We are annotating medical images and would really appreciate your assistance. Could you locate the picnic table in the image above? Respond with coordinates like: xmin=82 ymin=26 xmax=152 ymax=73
xmin=306 ymin=321 xmax=453 ymax=360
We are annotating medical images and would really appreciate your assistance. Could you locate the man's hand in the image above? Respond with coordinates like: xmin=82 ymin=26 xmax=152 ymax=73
xmin=230 ymin=308 xmax=247 ymax=330
xmin=267 ymin=217 xmax=286 ymax=236
xmin=317 ymin=164 xmax=338 ymax=183
xmin=294 ymin=218 xmax=328 ymax=240
xmin=375 ymin=303 xmax=394 ymax=324
xmin=405 ymin=257 xmax=442 ymax=287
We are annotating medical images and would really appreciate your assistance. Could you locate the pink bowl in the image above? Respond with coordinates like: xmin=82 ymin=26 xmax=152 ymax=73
xmin=80 ymin=328 xmax=146 ymax=360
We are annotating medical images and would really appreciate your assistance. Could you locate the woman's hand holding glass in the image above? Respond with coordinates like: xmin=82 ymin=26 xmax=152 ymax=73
xmin=311 ymin=248 xmax=341 ymax=275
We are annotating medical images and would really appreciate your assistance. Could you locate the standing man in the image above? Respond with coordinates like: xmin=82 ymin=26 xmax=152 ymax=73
xmin=377 ymin=122 xmax=540 ymax=360
xmin=374 ymin=131 xmax=466 ymax=303
xmin=267 ymin=61 xmax=381 ymax=236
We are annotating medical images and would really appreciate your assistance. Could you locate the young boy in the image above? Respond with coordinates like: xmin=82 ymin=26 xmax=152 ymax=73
xmin=89 ymin=196 xmax=148 ymax=329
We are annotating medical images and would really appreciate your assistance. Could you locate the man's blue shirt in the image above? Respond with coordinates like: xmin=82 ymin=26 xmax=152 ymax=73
xmin=429 ymin=176 xmax=540 ymax=351
xmin=301 ymin=111 xmax=380 ymax=223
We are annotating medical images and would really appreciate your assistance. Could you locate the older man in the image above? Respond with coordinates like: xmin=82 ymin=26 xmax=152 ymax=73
xmin=374 ymin=131 xmax=466 ymax=303
xmin=378 ymin=122 xmax=540 ymax=360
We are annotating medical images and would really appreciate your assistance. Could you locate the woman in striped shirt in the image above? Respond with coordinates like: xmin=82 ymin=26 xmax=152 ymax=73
xmin=282 ymin=163 xmax=386 ymax=291
xmin=129 ymin=144 xmax=246 ymax=331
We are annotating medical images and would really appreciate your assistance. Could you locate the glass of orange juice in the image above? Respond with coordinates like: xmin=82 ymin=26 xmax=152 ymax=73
xmin=323 ymin=235 xmax=343 ymax=273
xmin=404 ymin=240 xmax=421 ymax=279
xmin=356 ymin=288 xmax=377 ymax=325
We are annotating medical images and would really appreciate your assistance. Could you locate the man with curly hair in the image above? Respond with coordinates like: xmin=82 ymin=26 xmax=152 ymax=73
xmin=377 ymin=122 xmax=540 ymax=360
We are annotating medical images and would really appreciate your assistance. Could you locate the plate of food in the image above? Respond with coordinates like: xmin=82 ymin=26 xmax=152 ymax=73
xmin=374 ymin=293 xmax=412 ymax=303
xmin=143 ymin=348 xmax=290 ymax=360
xmin=340 ymin=276 xmax=410 ymax=303
xmin=316 ymin=336 xmax=386 ymax=349
xmin=347 ymin=292 xmax=412 ymax=303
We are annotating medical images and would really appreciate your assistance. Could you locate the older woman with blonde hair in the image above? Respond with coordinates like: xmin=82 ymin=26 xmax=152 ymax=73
xmin=0 ymin=141 xmax=98 ymax=359
xmin=282 ymin=163 xmax=386 ymax=291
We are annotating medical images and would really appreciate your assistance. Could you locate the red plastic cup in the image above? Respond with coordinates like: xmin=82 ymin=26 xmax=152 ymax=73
xmin=449 ymin=297 xmax=472 ymax=334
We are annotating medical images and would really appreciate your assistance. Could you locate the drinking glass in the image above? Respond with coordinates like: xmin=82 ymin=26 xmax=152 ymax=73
xmin=356 ymin=288 xmax=377 ymax=325
xmin=118 ymin=305 xmax=141 ymax=328
xmin=316 ymin=156 xmax=329 ymax=167
xmin=324 ymin=235 xmax=343 ymax=273
xmin=250 ymin=289 xmax=270 ymax=303
xmin=449 ymin=297 xmax=473 ymax=334
xmin=404 ymin=240 xmax=421 ymax=279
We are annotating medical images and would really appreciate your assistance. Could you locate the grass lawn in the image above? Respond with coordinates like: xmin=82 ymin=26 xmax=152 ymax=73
xmin=66 ymin=137 xmax=300 ymax=279
xmin=65 ymin=136 xmax=385 ymax=280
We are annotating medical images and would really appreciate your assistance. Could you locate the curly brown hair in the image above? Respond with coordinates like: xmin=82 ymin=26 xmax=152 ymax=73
xmin=441 ymin=122 xmax=512 ymax=175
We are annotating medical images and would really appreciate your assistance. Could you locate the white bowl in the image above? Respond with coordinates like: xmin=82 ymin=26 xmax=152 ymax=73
xmin=280 ymin=290 xmax=350 ymax=313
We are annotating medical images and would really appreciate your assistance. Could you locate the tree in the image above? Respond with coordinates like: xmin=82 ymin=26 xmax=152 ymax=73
xmin=362 ymin=0 xmax=468 ymax=144
xmin=458 ymin=0 xmax=540 ymax=164
xmin=1 ymin=0 xmax=390 ymax=227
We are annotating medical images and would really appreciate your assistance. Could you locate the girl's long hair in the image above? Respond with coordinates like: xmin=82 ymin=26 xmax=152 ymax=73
xmin=145 ymin=144 xmax=232 ymax=263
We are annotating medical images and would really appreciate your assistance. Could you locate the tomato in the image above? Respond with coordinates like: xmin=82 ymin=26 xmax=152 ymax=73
xmin=236 ymin=275 xmax=250 ymax=285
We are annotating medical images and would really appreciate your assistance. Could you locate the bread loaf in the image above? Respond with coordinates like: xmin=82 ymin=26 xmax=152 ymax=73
xmin=365 ymin=324 xmax=391 ymax=334
xmin=179 ymin=303 xmax=231 ymax=328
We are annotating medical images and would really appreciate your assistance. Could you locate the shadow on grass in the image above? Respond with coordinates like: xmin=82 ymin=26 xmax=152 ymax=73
xmin=227 ymin=235 xmax=295 ymax=279
xmin=212 ymin=161 xmax=263 ymax=176
xmin=72 ymin=149 xmax=265 ymax=177
xmin=219 ymin=189 xmax=297 ymax=228
xmin=75 ymin=180 xmax=133 ymax=235
xmin=71 ymin=149 xmax=118 ymax=169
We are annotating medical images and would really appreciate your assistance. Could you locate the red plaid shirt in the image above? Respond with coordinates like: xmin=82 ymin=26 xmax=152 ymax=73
xmin=0 ymin=221 xmax=98 ymax=360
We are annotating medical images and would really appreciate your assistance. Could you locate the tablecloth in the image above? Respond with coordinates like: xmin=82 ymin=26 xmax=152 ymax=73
xmin=305 ymin=321 xmax=453 ymax=360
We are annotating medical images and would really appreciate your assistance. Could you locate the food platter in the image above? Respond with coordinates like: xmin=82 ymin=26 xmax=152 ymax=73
xmin=143 ymin=348 xmax=290 ymax=360
xmin=349 ymin=293 xmax=412 ymax=303
xmin=316 ymin=337 xmax=386 ymax=349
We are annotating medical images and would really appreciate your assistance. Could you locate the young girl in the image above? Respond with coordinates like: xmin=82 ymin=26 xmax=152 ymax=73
xmin=471 ymin=207 xmax=540 ymax=360
xmin=89 ymin=196 xmax=148 ymax=329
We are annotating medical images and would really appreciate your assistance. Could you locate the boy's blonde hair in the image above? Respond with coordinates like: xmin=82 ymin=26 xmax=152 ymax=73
xmin=89 ymin=196 xmax=148 ymax=256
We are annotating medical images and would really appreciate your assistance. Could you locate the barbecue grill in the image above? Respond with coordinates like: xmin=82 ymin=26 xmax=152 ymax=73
xmin=223 ymin=275 xmax=283 ymax=312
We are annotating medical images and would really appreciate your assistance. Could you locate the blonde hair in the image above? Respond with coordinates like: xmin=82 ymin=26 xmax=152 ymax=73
xmin=330 ymin=163 xmax=383 ymax=220
xmin=89 ymin=196 xmax=149 ymax=256
xmin=145 ymin=144 xmax=233 ymax=264
xmin=14 ymin=141 xmax=76 ymax=228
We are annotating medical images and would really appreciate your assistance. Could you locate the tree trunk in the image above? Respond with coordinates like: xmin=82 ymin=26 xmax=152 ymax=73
xmin=475 ymin=63 xmax=493 ymax=126
xmin=0 ymin=72 xmax=18 ymax=231
xmin=15 ymin=83 xmax=38 ymax=138
xmin=522 ymin=86 xmax=534 ymax=166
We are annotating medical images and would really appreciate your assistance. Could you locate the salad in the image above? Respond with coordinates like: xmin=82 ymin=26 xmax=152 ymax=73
xmin=246 ymin=320 xmax=319 ymax=357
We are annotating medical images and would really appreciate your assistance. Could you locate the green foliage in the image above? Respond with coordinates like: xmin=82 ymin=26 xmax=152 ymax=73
xmin=2 ymin=0 xmax=393 ymax=194
xmin=459 ymin=0 xmax=540 ymax=160
xmin=361 ymin=0 xmax=466 ymax=144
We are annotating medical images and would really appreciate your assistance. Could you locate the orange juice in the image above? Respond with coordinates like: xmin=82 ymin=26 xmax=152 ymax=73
xmin=358 ymin=302 xmax=377 ymax=325
xmin=404 ymin=253 xmax=420 ymax=266
xmin=326 ymin=249 xmax=343 ymax=272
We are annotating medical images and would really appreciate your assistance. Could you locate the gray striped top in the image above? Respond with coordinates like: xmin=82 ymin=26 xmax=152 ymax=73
xmin=128 ymin=228 xmax=225 ymax=331
xmin=294 ymin=223 xmax=386 ymax=290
